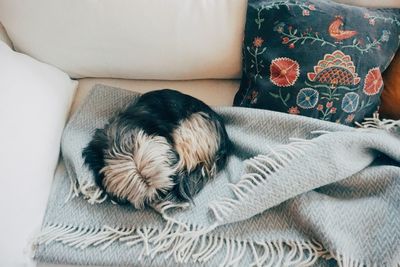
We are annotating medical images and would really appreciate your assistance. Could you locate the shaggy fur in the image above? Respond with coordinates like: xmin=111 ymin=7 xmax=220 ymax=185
xmin=82 ymin=89 xmax=231 ymax=209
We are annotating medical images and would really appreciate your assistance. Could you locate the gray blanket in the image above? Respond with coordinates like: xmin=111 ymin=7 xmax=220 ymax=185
xmin=33 ymin=84 xmax=400 ymax=267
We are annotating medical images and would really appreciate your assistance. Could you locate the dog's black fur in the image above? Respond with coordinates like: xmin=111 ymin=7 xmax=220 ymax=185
xmin=82 ymin=89 xmax=231 ymax=207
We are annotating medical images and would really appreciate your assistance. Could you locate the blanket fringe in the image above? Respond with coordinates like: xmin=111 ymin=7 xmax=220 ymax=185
xmin=209 ymin=138 xmax=315 ymax=223
xmin=33 ymin=222 xmax=323 ymax=267
xmin=356 ymin=113 xmax=400 ymax=132
xmin=66 ymin=178 xmax=107 ymax=204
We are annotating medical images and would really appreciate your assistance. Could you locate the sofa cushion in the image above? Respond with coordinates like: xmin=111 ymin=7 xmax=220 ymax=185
xmin=0 ymin=41 xmax=77 ymax=266
xmin=70 ymin=78 xmax=240 ymax=116
xmin=0 ymin=0 xmax=247 ymax=80
xmin=380 ymin=50 xmax=400 ymax=119
xmin=234 ymin=0 xmax=400 ymax=125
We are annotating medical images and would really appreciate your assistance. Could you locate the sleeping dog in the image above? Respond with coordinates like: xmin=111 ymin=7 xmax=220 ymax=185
xmin=82 ymin=89 xmax=231 ymax=209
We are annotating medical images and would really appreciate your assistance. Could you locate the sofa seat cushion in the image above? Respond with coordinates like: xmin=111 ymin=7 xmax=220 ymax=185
xmin=70 ymin=78 xmax=240 ymax=116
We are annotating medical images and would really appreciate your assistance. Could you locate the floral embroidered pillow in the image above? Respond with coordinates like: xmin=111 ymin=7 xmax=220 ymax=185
xmin=234 ymin=0 xmax=400 ymax=125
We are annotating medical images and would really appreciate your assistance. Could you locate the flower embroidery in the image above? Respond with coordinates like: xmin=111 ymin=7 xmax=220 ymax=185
xmin=288 ymin=106 xmax=300 ymax=115
xmin=302 ymin=10 xmax=310 ymax=16
xmin=317 ymin=102 xmax=337 ymax=120
xmin=381 ymin=30 xmax=390 ymax=42
xmin=341 ymin=92 xmax=360 ymax=113
xmin=308 ymin=4 xmax=316 ymax=11
xmin=363 ymin=67 xmax=383 ymax=96
xmin=307 ymin=50 xmax=360 ymax=86
xmin=282 ymin=37 xmax=290 ymax=44
xmin=270 ymin=58 xmax=300 ymax=87
xmin=296 ymin=88 xmax=319 ymax=109
xmin=345 ymin=114 xmax=355 ymax=123
xmin=273 ymin=22 xmax=285 ymax=33
xmin=247 ymin=90 xmax=259 ymax=104
xmin=253 ymin=37 xmax=264 ymax=48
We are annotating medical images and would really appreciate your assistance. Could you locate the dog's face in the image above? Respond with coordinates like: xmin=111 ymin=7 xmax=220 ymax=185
xmin=83 ymin=122 xmax=178 ymax=209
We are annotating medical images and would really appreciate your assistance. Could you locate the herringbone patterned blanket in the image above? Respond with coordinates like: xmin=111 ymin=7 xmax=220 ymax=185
xmin=33 ymin=85 xmax=400 ymax=267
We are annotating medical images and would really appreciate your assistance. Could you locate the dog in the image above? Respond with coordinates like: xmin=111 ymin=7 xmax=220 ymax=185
xmin=82 ymin=89 xmax=231 ymax=209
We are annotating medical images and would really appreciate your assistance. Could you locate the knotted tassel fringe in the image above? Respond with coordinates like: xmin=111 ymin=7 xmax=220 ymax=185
xmin=356 ymin=113 xmax=400 ymax=132
xmin=33 ymin=222 xmax=324 ymax=267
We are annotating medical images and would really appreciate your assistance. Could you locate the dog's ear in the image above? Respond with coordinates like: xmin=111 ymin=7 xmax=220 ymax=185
xmin=172 ymin=166 xmax=209 ymax=203
xmin=82 ymin=128 xmax=109 ymax=188
xmin=214 ymin=118 xmax=232 ymax=170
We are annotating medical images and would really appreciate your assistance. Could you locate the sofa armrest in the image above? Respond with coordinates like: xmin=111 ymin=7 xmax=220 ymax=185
xmin=0 ymin=22 xmax=13 ymax=49
xmin=0 ymin=41 xmax=77 ymax=266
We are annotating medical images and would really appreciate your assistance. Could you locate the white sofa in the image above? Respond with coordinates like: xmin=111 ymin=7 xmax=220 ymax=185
xmin=0 ymin=0 xmax=399 ymax=266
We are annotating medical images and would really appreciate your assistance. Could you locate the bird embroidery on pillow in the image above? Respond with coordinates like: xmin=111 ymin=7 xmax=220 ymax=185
xmin=328 ymin=16 xmax=357 ymax=43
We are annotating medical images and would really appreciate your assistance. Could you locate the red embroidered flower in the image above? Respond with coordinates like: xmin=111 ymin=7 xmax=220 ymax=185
xmin=369 ymin=19 xmax=375 ymax=25
xmin=302 ymin=10 xmax=310 ymax=16
xmin=247 ymin=91 xmax=259 ymax=104
xmin=345 ymin=114 xmax=355 ymax=123
xmin=282 ymin=37 xmax=290 ymax=44
xmin=253 ymin=37 xmax=264 ymax=48
xmin=309 ymin=4 xmax=316 ymax=11
xmin=326 ymin=101 xmax=333 ymax=108
xmin=289 ymin=43 xmax=295 ymax=49
xmin=330 ymin=107 xmax=337 ymax=114
xmin=317 ymin=104 xmax=324 ymax=111
xmin=270 ymin=58 xmax=300 ymax=87
xmin=288 ymin=106 xmax=300 ymax=115
xmin=363 ymin=67 xmax=383 ymax=96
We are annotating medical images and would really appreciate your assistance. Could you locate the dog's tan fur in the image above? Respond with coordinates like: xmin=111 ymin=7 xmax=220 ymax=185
xmin=100 ymin=130 xmax=176 ymax=209
xmin=172 ymin=112 xmax=220 ymax=176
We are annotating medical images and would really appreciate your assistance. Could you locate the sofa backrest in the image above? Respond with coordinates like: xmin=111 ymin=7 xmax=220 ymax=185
xmin=0 ymin=0 xmax=247 ymax=79
xmin=1 ymin=0 xmax=399 ymax=80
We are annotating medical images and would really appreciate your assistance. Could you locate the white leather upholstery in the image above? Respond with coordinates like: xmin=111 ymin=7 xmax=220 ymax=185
xmin=71 ymin=78 xmax=240 ymax=116
xmin=0 ymin=22 xmax=12 ymax=48
xmin=0 ymin=0 xmax=247 ymax=80
xmin=0 ymin=41 xmax=77 ymax=267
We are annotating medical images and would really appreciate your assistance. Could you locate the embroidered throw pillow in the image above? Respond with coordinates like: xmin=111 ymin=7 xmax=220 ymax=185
xmin=234 ymin=0 xmax=400 ymax=125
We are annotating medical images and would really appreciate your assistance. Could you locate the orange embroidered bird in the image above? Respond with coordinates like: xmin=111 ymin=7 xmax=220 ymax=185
xmin=328 ymin=16 xmax=357 ymax=42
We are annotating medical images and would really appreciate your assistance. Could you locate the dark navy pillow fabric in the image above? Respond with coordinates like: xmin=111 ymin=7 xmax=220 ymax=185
xmin=234 ymin=0 xmax=400 ymax=125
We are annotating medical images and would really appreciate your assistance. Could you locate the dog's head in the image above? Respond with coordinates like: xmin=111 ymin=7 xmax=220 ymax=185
xmin=82 ymin=121 xmax=177 ymax=209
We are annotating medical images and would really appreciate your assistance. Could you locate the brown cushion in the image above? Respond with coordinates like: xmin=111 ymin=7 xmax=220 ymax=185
xmin=380 ymin=50 xmax=400 ymax=119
